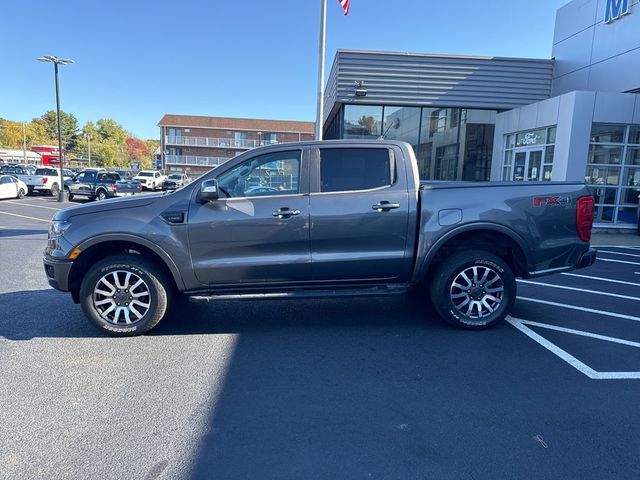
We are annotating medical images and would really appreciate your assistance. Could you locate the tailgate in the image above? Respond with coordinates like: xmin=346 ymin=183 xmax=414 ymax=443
xmin=116 ymin=180 xmax=141 ymax=193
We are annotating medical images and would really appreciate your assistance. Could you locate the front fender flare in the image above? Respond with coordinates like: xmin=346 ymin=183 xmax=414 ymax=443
xmin=75 ymin=233 xmax=186 ymax=290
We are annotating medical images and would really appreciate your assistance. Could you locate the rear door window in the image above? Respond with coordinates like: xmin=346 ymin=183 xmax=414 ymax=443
xmin=319 ymin=148 xmax=394 ymax=193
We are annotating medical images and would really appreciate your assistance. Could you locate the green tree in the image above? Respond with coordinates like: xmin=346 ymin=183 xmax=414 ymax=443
xmin=40 ymin=110 xmax=79 ymax=150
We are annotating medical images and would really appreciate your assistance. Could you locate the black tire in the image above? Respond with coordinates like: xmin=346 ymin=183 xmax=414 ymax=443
xmin=79 ymin=254 xmax=170 ymax=336
xmin=96 ymin=189 xmax=107 ymax=201
xmin=17 ymin=188 xmax=25 ymax=199
xmin=64 ymin=187 xmax=74 ymax=201
xmin=50 ymin=183 xmax=60 ymax=197
xmin=27 ymin=186 xmax=34 ymax=195
xmin=429 ymin=249 xmax=516 ymax=330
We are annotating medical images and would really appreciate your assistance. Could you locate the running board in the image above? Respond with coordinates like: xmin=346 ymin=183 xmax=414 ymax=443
xmin=188 ymin=284 xmax=410 ymax=303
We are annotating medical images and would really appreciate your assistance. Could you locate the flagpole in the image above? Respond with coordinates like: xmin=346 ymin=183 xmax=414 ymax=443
xmin=315 ymin=0 xmax=327 ymax=141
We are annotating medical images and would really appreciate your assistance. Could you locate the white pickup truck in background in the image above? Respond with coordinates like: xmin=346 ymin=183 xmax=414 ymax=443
xmin=29 ymin=167 xmax=74 ymax=196
xmin=133 ymin=170 xmax=166 ymax=191
xmin=0 ymin=165 xmax=74 ymax=196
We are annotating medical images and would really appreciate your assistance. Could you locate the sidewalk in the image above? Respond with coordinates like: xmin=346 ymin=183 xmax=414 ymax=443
xmin=591 ymin=231 xmax=640 ymax=246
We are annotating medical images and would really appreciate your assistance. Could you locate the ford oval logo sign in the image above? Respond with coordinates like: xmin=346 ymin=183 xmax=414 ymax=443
xmin=605 ymin=0 xmax=632 ymax=23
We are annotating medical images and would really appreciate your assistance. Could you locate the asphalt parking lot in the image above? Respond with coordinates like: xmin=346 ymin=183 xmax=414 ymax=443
xmin=2 ymin=194 xmax=640 ymax=479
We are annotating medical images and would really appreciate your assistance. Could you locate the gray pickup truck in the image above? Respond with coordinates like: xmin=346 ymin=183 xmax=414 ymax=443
xmin=44 ymin=140 xmax=596 ymax=336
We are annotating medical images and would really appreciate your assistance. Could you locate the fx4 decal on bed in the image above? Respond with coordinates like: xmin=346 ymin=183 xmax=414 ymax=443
xmin=533 ymin=196 xmax=571 ymax=207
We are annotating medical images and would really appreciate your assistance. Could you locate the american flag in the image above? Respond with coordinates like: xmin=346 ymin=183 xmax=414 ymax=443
xmin=338 ymin=0 xmax=350 ymax=15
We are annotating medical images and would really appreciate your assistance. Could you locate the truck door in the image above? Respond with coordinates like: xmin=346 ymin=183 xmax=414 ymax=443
xmin=187 ymin=148 xmax=312 ymax=285
xmin=69 ymin=172 xmax=84 ymax=195
xmin=309 ymin=145 xmax=412 ymax=281
xmin=81 ymin=171 xmax=97 ymax=195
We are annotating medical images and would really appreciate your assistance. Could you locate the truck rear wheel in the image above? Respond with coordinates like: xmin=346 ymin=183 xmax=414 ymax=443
xmin=429 ymin=250 xmax=516 ymax=329
xmin=79 ymin=254 xmax=170 ymax=336
xmin=50 ymin=183 xmax=60 ymax=197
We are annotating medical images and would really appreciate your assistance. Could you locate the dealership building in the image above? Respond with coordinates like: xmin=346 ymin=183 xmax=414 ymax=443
xmin=322 ymin=0 xmax=640 ymax=228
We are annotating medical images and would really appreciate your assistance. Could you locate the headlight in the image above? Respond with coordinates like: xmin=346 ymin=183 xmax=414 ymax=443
xmin=49 ymin=220 xmax=71 ymax=237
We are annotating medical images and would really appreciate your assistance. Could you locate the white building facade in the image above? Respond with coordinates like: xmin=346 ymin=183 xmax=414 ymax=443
xmin=491 ymin=0 xmax=640 ymax=227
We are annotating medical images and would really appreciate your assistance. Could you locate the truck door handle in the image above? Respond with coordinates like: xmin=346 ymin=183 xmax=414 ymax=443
xmin=272 ymin=207 xmax=301 ymax=219
xmin=372 ymin=201 xmax=401 ymax=212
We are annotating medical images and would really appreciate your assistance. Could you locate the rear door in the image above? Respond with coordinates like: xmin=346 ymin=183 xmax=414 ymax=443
xmin=187 ymin=147 xmax=312 ymax=285
xmin=309 ymin=145 xmax=412 ymax=281
xmin=81 ymin=171 xmax=97 ymax=195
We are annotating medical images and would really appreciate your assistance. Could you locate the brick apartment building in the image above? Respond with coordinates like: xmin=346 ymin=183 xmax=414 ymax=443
xmin=158 ymin=114 xmax=315 ymax=176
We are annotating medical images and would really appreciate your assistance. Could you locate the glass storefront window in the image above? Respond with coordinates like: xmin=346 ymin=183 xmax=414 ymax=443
xmin=336 ymin=104 xmax=497 ymax=181
xmin=617 ymin=207 xmax=639 ymax=225
xmin=585 ymin=165 xmax=620 ymax=185
xmin=626 ymin=147 xmax=640 ymax=165
xmin=588 ymin=145 xmax=623 ymax=164
xmin=503 ymin=126 xmax=556 ymax=182
xmin=547 ymin=127 xmax=557 ymax=144
xmin=382 ymin=106 xmax=421 ymax=148
xmin=623 ymin=167 xmax=640 ymax=187
xmin=620 ymin=188 xmax=640 ymax=205
xmin=590 ymin=124 xmax=625 ymax=143
xmin=343 ymin=105 xmax=383 ymax=139
xmin=506 ymin=135 xmax=515 ymax=149
xmin=587 ymin=123 xmax=640 ymax=226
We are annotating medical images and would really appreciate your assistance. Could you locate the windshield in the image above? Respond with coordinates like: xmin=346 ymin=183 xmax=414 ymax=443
xmin=168 ymin=174 xmax=182 ymax=179
xmin=35 ymin=168 xmax=58 ymax=176
xmin=138 ymin=172 xmax=154 ymax=177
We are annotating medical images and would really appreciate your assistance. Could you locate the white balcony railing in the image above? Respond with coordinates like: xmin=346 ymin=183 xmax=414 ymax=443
xmin=165 ymin=154 xmax=231 ymax=167
xmin=165 ymin=135 xmax=280 ymax=149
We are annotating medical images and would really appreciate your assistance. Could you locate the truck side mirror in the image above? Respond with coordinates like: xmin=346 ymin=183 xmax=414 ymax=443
xmin=198 ymin=179 xmax=219 ymax=203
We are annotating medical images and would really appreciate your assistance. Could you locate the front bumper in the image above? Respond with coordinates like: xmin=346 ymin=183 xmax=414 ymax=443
xmin=43 ymin=256 xmax=73 ymax=291
xmin=576 ymin=248 xmax=597 ymax=269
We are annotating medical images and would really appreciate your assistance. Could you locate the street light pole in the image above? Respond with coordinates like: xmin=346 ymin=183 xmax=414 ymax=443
xmin=38 ymin=55 xmax=74 ymax=202
xmin=87 ymin=134 xmax=91 ymax=168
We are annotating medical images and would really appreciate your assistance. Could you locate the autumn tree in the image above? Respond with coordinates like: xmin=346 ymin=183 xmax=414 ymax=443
xmin=125 ymin=137 xmax=149 ymax=162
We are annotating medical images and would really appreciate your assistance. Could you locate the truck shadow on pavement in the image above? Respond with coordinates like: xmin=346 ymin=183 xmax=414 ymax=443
xmin=0 ymin=288 xmax=442 ymax=340
xmin=0 ymin=228 xmax=48 ymax=238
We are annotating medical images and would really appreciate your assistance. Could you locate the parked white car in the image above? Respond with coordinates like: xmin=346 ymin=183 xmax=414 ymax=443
xmin=133 ymin=170 xmax=166 ymax=191
xmin=0 ymin=174 xmax=28 ymax=199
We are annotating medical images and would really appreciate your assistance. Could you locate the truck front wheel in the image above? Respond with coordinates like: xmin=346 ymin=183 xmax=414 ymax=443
xmin=79 ymin=254 xmax=170 ymax=336
xmin=430 ymin=250 xmax=516 ymax=329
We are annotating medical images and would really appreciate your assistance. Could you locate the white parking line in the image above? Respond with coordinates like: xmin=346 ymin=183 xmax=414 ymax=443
xmin=4 ymin=200 xmax=60 ymax=211
xmin=522 ymin=320 xmax=640 ymax=348
xmin=516 ymin=296 xmax=640 ymax=323
xmin=598 ymin=258 xmax=640 ymax=266
xmin=507 ymin=317 xmax=640 ymax=380
xmin=598 ymin=250 xmax=640 ymax=258
xmin=561 ymin=273 xmax=640 ymax=288
xmin=517 ymin=279 xmax=640 ymax=302
xmin=0 ymin=211 xmax=50 ymax=223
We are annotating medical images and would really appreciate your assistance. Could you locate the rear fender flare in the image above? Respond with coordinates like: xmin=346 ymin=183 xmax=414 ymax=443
xmin=414 ymin=222 xmax=530 ymax=281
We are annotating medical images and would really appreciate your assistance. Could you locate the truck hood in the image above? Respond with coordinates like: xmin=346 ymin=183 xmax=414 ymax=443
xmin=54 ymin=193 xmax=164 ymax=221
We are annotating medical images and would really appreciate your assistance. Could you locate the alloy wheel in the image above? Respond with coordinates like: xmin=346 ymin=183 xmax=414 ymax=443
xmin=449 ymin=265 xmax=505 ymax=320
xmin=93 ymin=270 xmax=151 ymax=325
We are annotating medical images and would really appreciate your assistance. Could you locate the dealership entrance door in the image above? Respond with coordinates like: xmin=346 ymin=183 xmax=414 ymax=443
xmin=512 ymin=148 xmax=544 ymax=181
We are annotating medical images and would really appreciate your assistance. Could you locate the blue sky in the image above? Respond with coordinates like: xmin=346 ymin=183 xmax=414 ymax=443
xmin=0 ymin=0 xmax=568 ymax=139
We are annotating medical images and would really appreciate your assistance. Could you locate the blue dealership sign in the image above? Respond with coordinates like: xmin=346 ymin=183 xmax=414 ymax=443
xmin=605 ymin=0 xmax=632 ymax=23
